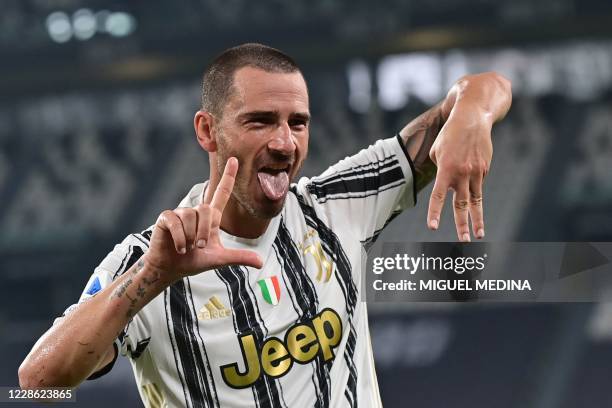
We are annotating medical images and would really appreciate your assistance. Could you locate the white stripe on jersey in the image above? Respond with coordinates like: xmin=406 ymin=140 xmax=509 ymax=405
xmin=64 ymin=136 xmax=415 ymax=408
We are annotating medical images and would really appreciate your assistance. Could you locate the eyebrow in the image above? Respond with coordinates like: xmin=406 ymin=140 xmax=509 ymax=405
xmin=238 ymin=111 xmax=311 ymax=123
xmin=291 ymin=112 xmax=311 ymax=123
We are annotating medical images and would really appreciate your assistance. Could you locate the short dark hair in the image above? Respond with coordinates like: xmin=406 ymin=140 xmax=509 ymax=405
xmin=201 ymin=43 xmax=302 ymax=117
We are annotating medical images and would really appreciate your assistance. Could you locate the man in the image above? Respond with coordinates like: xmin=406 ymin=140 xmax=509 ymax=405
xmin=19 ymin=43 xmax=511 ymax=407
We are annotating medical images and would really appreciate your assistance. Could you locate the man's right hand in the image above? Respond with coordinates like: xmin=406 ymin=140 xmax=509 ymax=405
xmin=19 ymin=157 xmax=262 ymax=390
xmin=146 ymin=157 xmax=263 ymax=280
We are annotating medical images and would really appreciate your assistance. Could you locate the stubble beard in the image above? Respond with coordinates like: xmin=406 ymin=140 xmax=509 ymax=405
xmin=215 ymin=136 xmax=284 ymax=221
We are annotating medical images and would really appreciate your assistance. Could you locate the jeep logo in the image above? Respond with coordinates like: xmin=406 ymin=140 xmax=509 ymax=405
xmin=220 ymin=308 xmax=342 ymax=388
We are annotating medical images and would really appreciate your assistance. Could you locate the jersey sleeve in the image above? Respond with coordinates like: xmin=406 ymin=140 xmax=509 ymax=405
xmin=296 ymin=135 xmax=417 ymax=244
xmin=57 ymin=229 xmax=153 ymax=379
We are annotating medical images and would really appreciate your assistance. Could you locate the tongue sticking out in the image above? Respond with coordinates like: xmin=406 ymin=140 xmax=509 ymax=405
xmin=257 ymin=171 xmax=289 ymax=201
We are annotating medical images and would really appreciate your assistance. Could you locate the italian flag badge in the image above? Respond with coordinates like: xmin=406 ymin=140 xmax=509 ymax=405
xmin=258 ymin=276 xmax=281 ymax=305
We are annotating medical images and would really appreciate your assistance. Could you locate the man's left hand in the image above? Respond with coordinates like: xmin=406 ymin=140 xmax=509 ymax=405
xmin=427 ymin=102 xmax=494 ymax=242
xmin=406 ymin=72 xmax=512 ymax=242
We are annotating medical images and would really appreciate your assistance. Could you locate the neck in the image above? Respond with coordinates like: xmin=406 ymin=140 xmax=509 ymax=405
xmin=220 ymin=199 xmax=271 ymax=239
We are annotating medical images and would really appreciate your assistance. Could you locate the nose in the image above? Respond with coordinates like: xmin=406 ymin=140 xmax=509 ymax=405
xmin=267 ymin=122 xmax=296 ymax=156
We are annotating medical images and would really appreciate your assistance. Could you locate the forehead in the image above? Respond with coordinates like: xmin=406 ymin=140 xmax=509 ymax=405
xmin=226 ymin=66 xmax=309 ymax=115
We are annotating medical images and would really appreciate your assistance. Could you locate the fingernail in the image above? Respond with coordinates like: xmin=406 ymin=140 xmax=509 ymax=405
xmin=197 ymin=239 xmax=206 ymax=248
xmin=179 ymin=247 xmax=186 ymax=254
xmin=462 ymin=233 xmax=470 ymax=242
xmin=430 ymin=219 xmax=438 ymax=230
xmin=477 ymin=229 xmax=485 ymax=239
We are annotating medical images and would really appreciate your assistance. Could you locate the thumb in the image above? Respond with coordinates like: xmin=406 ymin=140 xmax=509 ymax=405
xmin=217 ymin=248 xmax=264 ymax=269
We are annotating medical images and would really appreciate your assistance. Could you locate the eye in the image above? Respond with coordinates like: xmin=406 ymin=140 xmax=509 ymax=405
xmin=289 ymin=119 xmax=308 ymax=131
xmin=245 ymin=117 xmax=275 ymax=129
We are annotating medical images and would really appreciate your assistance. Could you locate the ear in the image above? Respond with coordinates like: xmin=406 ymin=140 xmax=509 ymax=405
xmin=194 ymin=110 xmax=217 ymax=152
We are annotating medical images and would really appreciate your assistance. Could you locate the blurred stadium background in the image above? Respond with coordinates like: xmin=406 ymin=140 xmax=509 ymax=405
xmin=1 ymin=0 xmax=612 ymax=407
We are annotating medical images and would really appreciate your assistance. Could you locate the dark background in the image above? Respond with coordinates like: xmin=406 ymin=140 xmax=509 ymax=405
xmin=1 ymin=0 xmax=612 ymax=407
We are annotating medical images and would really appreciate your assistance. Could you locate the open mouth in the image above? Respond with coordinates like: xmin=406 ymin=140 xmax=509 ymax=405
xmin=257 ymin=164 xmax=290 ymax=201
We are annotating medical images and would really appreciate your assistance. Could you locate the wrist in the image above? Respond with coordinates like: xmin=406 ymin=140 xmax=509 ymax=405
xmin=105 ymin=256 xmax=176 ymax=322
xmin=450 ymin=72 xmax=511 ymax=125
xmin=140 ymin=255 xmax=178 ymax=287
xmin=447 ymin=101 xmax=494 ymax=134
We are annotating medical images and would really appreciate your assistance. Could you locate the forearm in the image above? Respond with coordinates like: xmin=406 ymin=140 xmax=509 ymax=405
xmin=399 ymin=102 xmax=446 ymax=192
xmin=19 ymin=257 xmax=173 ymax=388
xmin=399 ymin=72 xmax=512 ymax=192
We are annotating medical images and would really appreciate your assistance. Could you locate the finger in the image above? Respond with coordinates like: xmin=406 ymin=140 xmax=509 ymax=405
xmin=156 ymin=210 xmax=187 ymax=254
xmin=195 ymin=204 xmax=212 ymax=248
xmin=427 ymin=175 xmax=449 ymax=230
xmin=452 ymin=181 xmax=471 ymax=242
xmin=175 ymin=208 xmax=197 ymax=250
xmin=201 ymin=182 xmax=213 ymax=206
xmin=469 ymin=174 xmax=485 ymax=239
xmin=211 ymin=157 xmax=238 ymax=212
xmin=215 ymin=248 xmax=263 ymax=269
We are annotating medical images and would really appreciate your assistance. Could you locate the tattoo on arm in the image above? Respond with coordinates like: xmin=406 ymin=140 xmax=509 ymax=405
xmin=399 ymin=103 xmax=446 ymax=192
xmin=142 ymin=274 xmax=159 ymax=286
xmin=125 ymin=293 xmax=138 ymax=318
xmin=111 ymin=257 xmax=163 ymax=318
xmin=112 ymin=258 xmax=143 ymax=299
xmin=136 ymin=258 xmax=144 ymax=274
xmin=113 ymin=278 xmax=131 ymax=299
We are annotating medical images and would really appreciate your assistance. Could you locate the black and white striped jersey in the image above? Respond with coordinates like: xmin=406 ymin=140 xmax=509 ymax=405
xmin=67 ymin=136 xmax=416 ymax=408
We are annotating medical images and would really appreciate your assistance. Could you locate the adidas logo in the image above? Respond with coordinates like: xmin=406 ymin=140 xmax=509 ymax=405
xmin=197 ymin=295 xmax=231 ymax=321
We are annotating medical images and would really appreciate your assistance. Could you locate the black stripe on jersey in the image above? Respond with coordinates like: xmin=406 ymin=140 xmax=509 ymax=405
xmin=307 ymin=159 xmax=405 ymax=203
xmin=112 ymin=245 xmax=144 ymax=280
xmin=361 ymin=209 xmax=403 ymax=250
xmin=312 ymin=155 xmax=398 ymax=185
xmin=185 ymin=278 xmax=221 ymax=407
xmin=111 ymin=248 xmax=131 ymax=281
xmin=217 ymin=266 xmax=284 ymax=408
xmin=126 ymin=337 xmax=151 ymax=359
xmin=133 ymin=226 xmax=153 ymax=248
xmin=141 ymin=228 xmax=153 ymax=241
xmin=292 ymin=189 xmax=359 ymax=408
xmin=273 ymin=219 xmax=331 ymax=408
xmin=395 ymin=133 xmax=418 ymax=205
xmin=309 ymin=180 xmax=406 ymax=204
xmin=216 ymin=266 xmax=263 ymax=407
xmin=274 ymin=220 xmax=319 ymax=318
xmin=168 ymin=279 xmax=217 ymax=408
xmin=164 ymin=289 xmax=190 ymax=408
xmin=131 ymin=233 xmax=150 ymax=248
